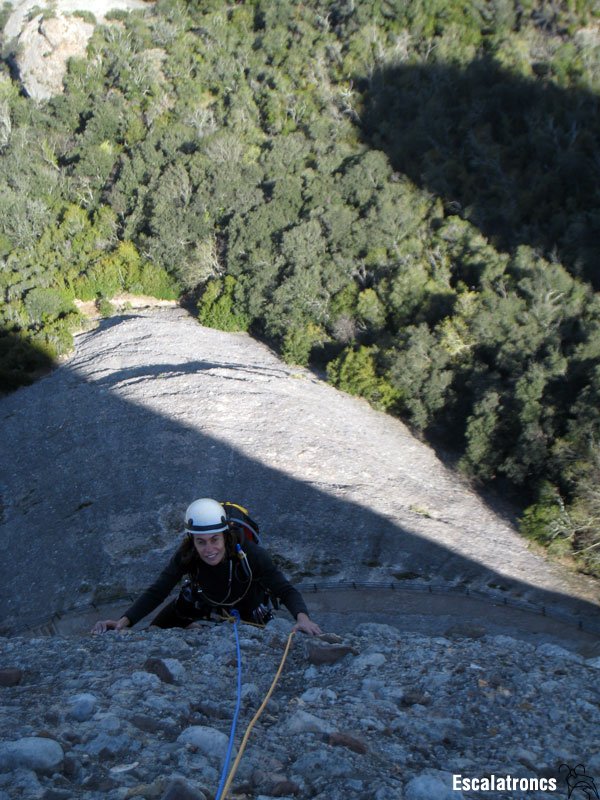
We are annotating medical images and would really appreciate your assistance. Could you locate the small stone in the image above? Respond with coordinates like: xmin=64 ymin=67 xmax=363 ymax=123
xmin=354 ymin=623 xmax=402 ymax=638
xmin=82 ymin=732 xmax=133 ymax=759
xmin=306 ymin=641 xmax=358 ymax=666
xmin=43 ymin=790 xmax=73 ymax=800
xmin=242 ymin=682 xmax=259 ymax=702
xmin=124 ymin=779 xmax=166 ymax=799
xmin=62 ymin=755 xmax=83 ymax=781
xmin=300 ymin=687 xmax=337 ymax=704
xmin=98 ymin=714 xmax=121 ymax=733
xmin=67 ymin=693 xmax=98 ymax=722
xmin=144 ymin=657 xmax=183 ymax=684
xmin=111 ymin=758 xmax=142 ymax=777
xmin=400 ymin=690 xmax=431 ymax=707
xmin=253 ymin=770 xmax=300 ymax=797
xmin=349 ymin=653 xmax=386 ymax=671
xmin=0 ymin=669 xmax=23 ymax=687
xmin=404 ymin=773 xmax=462 ymax=800
xmin=536 ymin=643 xmax=583 ymax=662
xmin=131 ymin=670 xmax=161 ymax=688
xmin=292 ymin=750 xmax=353 ymax=779
xmin=271 ymin=778 xmax=301 ymax=796
xmin=144 ymin=658 xmax=175 ymax=684
xmin=160 ymin=777 xmax=206 ymax=800
xmin=129 ymin=714 xmax=163 ymax=734
xmin=328 ymin=731 xmax=368 ymax=754
xmin=177 ymin=726 xmax=230 ymax=759
xmin=255 ymin=796 xmax=297 ymax=800
xmin=0 ymin=768 xmax=43 ymax=799
xmin=286 ymin=711 xmax=334 ymax=735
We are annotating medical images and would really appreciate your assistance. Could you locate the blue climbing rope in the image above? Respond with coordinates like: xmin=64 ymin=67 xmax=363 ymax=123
xmin=215 ymin=610 xmax=242 ymax=800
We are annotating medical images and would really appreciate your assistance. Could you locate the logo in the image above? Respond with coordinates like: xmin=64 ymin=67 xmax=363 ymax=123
xmin=560 ymin=764 xmax=599 ymax=800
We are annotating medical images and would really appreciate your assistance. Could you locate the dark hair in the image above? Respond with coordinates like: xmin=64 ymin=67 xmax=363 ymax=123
xmin=177 ymin=526 xmax=245 ymax=568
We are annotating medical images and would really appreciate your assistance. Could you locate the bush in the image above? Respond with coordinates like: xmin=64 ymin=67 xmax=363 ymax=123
xmin=96 ymin=297 xmax=115 ymax=318
xmin=281 ymin=323 xmax=324 ymax=367
xmin=23 ymin=287 xmax=76 ymax=325
xmin=327 ymin=346 xmax=398 ymax=410
xmin=0 ymin=330 xmax=55 ymax=392
xmin=198 ymin=276 xmax=250 ymax=332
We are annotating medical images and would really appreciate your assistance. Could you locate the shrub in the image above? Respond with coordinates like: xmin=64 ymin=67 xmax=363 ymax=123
xmin=327 ymin=346 xmax=398 ymax=410
xmin=281 ymin=323 xmax=324 ymax=367
xmin=198 ymin=276 xmax=250 ymax=332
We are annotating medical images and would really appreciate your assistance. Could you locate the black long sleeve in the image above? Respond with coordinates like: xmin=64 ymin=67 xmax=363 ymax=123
xmin=243 ymin=543 xmax=309 ymax=619
xmin=122 ymin=552 xmax=186 ymax=626
xmin=122 ymin=542 xmax=309 ymax=627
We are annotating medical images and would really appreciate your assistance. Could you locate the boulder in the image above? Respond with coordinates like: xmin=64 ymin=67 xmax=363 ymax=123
xmin=0 ymin=737 xmax=64 ymax=774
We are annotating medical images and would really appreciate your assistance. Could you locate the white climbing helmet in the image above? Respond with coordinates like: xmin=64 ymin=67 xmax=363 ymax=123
xmin=184 ymin=498 xmax=228 ymax=535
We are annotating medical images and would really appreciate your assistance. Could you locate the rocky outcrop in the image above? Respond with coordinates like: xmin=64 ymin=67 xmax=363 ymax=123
xmin=3 ymin=0 xmax=151 ymax=101
xmin=12 ymin=13 xmax=94 ymax=101
xmin=0 ymin=620 xmax=598 ymax=799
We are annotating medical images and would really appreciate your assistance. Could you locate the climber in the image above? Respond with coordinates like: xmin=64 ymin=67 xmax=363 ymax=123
xmin=91 ymin=498 xmax=322 ymax=636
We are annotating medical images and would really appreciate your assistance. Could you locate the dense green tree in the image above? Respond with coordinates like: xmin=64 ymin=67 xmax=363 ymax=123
xmin=198 ymin=275 xmax=250 ymax=332
xmin=1 ymin=0 xmax=599 ymax=571
xmin=327 ymin=345 xmax=398 ymax=409
xmin=388 ymin=324 xmax=454 ymax=431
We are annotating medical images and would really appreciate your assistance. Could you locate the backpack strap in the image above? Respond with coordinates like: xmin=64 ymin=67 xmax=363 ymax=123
xmin=220 ymin=501 xmax=261 ymax=544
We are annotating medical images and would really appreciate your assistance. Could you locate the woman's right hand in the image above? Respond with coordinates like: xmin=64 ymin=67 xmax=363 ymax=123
xmin=91 ymin=617 xmax=130 ymax=635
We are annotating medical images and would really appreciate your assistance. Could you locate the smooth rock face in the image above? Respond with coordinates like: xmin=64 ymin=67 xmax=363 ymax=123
xmin=0 ymin=308 xmax=597 ymax=634
xmin=13 ymin=14 xmax=94 ymax=101
xmin=3 ymin=0 xmax=152 ymax=100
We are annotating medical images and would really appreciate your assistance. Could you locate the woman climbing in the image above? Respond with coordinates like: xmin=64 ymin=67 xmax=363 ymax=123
xmin=92 ymin=498 xmax=322 ymax=636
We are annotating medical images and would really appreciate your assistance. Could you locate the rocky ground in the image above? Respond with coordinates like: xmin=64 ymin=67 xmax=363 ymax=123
xmin=0 ymin=618 xmax=599 ymax=800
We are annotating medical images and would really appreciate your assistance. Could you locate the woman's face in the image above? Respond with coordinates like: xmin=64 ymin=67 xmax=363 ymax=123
xmin=192 ymin=532 xmax=226 ymax=566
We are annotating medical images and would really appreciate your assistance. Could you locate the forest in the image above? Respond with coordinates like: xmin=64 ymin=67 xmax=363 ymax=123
xmin=0 ymin=0 xmax=598 ymax=574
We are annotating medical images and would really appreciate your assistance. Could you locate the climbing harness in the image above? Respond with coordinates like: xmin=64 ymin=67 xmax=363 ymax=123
xmin=179 ymin=546 xmax=255 ymax=612
xmin=215 ymin=614 xmax=296 ymax=800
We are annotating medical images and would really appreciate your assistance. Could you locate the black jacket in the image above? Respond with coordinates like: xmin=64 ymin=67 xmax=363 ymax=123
xmin=123 ymin=542 xmax=308 ymax=626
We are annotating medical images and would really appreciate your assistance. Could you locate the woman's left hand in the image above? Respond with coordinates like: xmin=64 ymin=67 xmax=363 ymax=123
xmin=293 ymin=612 xmax=322 ymax=636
